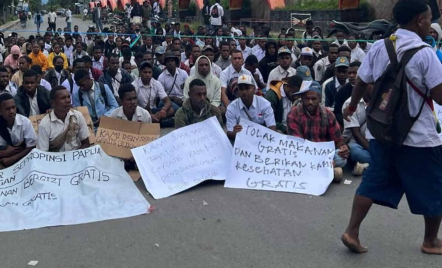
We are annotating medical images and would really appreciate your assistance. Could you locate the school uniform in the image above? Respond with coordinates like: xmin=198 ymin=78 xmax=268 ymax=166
xmin=0 ymin=114 xmax=37 ymax=147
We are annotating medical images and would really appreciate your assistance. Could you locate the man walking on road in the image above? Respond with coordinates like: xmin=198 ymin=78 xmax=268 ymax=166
xmin=342 ymin=0 xmax=442 ymax=255
xmin=48 ymin=9 xmax=57 ymax=32
xmin=65 ymin=8 xmax=72 ymax=32
xmin=34 ymin=10 xmax=44 ymax=34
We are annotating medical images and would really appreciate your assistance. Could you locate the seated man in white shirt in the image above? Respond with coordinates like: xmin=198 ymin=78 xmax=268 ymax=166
xmin=132 ymin=61 xmax=174 ymax=125
xmin=267 ymin=47 xmax=297 ymax=89
xmin=0 ymin=93 xmax=37 ymax=168
xmin=348 ymin=34 xmax=366 ymax=63
xmin=38 ymin=85 xmax=90 ymax=152
xmin=110 ymin=84 xmax=152 ymax=123
xmin=226 ymin=74 xmax=276 ymax=140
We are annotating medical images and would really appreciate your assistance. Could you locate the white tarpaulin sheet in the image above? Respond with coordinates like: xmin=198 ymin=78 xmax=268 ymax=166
xmin=225 ymin=119 xmax=335 ymax=196
xmin=0 ymin=145 xmax=150 ymax=232
xmin=132 ymin=117 xmax=232 ymax=199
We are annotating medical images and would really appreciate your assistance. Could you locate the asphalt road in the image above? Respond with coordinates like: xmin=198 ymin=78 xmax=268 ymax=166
xmin=1 ymin=17 xmax=441 ymax=268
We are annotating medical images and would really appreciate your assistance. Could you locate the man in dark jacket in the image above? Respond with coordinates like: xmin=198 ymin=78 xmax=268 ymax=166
xmin=258 ymin=40 xmax=279 ymax=84
xmin=265 ymin=75 xmax=303 ymax=133
xmin=98 ymin=53 xmax=134 ymax=102
xmin=175 ymin=78 xmax=223 ymax=128
xmin=14 ymin=70 xmax=51 ymax=117
xmin=142 ymin=1 xmax=152 ymax=28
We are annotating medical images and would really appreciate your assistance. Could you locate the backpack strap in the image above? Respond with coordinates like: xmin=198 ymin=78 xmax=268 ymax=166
xmin=98 ymin=82 xmax=109 ymax=107
xmin=384 ymin=38 xmax=398 ymax=65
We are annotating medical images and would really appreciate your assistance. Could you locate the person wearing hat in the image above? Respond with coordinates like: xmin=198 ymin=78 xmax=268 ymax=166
xmin=190 ymin=45 xmax=222 ymax=78
xmin=287 ymin=81 xmax=348 ymax=182
xmin=154 ymin=46 xmax=166 ymax=70
xmin=266 ymin=75 xmax=304 ymax=133
xmin=226 ymin=74 xmax=276 ymax=140
xmin=293 ymin=47 xmax=316 ymax=80
xmin=324 ymin=56 xmax=349 ymax=109
xmin=158 ymin=52 xmax=189 ymax=108
xmin=175 ymin=78 xmax=223 ymax=129
xmin=266 ymin=46 xmax=297 ymax=89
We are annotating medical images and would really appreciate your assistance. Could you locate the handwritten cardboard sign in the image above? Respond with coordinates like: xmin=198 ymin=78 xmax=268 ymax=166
xmin=29 ymin=107 xmax=96 ymax=144
xmin=225 ymin=119 xmax=335 ymax=196
xmin=0 ymin=145 xmax=150 ymax=232
xmin=96 ymin=116 xmax=160 ymax=159
xmin=131 ymin=117 xmax=232 ymax=199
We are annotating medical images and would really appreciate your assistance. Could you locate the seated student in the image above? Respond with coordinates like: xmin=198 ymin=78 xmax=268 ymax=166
xmin=14 ymin=70 xmax=51 ymax=117
xmin=47 ymin=43 xmax=69 ymax=70
xmin=266 ymin=47 xmax=297 ymax=89
xmin=0 ymin=67 xmax=17 ymax=96
xmin=44 ymin=56 xmax=70 ymax=88
xmin=322 ymin=45 xmax=351 ymax=83
xmin=82 ymin=56 xmax=103 ymax=81
xmin=0 ymin=94 xmax=37 ymax=168
xmin=287 ymin=81 xmax=349 ymax=182
xmin=31 ymin=65 xmax=51 ymax=91
xmin=333 ymin=61 xmax=361 ymax=128
xmin=38 ymin=86 xmax=90 ymax=152
xmin=91 ymin=46 xmax=108 ymax=72
xmin=293 ymin=47 xmax=316 ymax=80
xmin=157 ymin=52 xmax=189 ymax=108
xmin=226 ymin=74 xmax=276 ymax=140
xmin=29 ymin=42 xmax=49 ymax=72
xmin=324 ymin=57 xmax=349 ymax=109
xmin=183 ymin=56 xmax=222 ymax=111
xmin=73 ymin=69 xmax=119 ymax=127
xmin=342 ymin=85 xmax=373 ymax=176
xmin=175 ymin=79 xmax=223 ymax=129
xmin=11 ymin=56 xmax=32 ymax=88
xmin=266 ymin=75 xmax=304 ymax=134
xmin=62 ymin=58 xmax=87 ymax=103
xmin=109 ymin=84 xmax=152 ymax=123
xmin=132 ymin=61 xmax=174 ymax=125
xmin=98 ymin=53 xmax=134 ymax=100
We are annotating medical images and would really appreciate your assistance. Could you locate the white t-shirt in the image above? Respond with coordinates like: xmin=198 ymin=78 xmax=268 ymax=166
xmin=66 ymin=10 xmax=72 ymax=23
xmin=358 ymin=29 xmax=442 ymax=147
xmin=49 ymin=12 xmax=57 ymax=23
xmin=209 ymin=4 xmax=224 ymax=26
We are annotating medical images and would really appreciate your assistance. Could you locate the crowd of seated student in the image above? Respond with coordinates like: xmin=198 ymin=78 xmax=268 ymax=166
xmin=0 ymin=19 xmax=374 ymax=180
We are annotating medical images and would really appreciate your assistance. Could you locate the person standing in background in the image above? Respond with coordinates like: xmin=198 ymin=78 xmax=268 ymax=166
xmin=48 ymin=9 xmax=57 ymax=32
xmin=34 ymin=11 xmax=44 ymax=35
xmin=65 ymin=8 xmax=72 ymax=32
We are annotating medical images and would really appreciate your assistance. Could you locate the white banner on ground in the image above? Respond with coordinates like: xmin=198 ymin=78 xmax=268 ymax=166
xmin=225 ymin=119 xmax=335 ymax=196
xmin=0 ymin=145 xmax=150 ymax=232
xmin=132 ymin=117 xmax=232 ymax=199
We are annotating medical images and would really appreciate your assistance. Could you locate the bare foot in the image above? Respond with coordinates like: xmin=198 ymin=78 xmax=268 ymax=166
xmin=341 ymin=232 xmax=368 ymax=253
xmin=421 ymin=238 xmax=442 ymax=255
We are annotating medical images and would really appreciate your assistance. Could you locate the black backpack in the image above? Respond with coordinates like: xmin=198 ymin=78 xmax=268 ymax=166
xmin=37 ymin=13 xmax=41 ymax=21
xmin=366 ymin=38 xmax=427 ymax=146
xmin=79 ymin=82 xmax=109 ymax=107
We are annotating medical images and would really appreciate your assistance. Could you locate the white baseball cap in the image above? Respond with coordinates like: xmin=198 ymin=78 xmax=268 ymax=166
xmin=237 ymin=74 xmax=254 ymax=86
xmin=301 ymin=47 xmax=313 ymax=57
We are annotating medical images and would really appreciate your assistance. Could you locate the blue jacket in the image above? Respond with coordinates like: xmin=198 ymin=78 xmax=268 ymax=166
xmin=34 ymin=13 xmax=44 ymax=24
xmin=73 ymin=81 xmax=118 ymax=122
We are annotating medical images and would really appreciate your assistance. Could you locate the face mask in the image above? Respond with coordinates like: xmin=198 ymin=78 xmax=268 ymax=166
xmin=55 ymin=65 xmax=63 ymax=72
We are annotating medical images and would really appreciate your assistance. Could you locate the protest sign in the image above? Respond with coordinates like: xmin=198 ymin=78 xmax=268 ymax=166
xmin=225 ymin=119 xmax=335 ymax=196
xmin=95 ymin=116 xmax=160 ymax=159
xmin=132 ymin=117 xmax=232 ymax=199
xmin=434 ymin=101 xmax=442 ymax=139
xmin=0 ymin=145 xmax=150 ymax=232
xmin=29 ymin=107 xmax=96 ymax=144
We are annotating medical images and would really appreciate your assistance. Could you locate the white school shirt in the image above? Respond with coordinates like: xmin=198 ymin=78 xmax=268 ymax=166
xmin=266 ymin=65 xmax=297 ymax=89
xmin=342 ymin=98 xmax=368 ymax=144
xmin=351 ymin=46 xmax=366 ymax=63
xmin=157 ymin=68 xmax=188 ymax=99
xmin=226 ymin=95 xmax=276 ymax=132
xmin=0 ymin=114 xmax=37 ymax=147
xmin=28 ymin=91 xmax=40 ymax=116
xmin=358 ymin=29 xmax=442 ymax=147
xmin=66 ymin=10 xmax=72 ymax=22
xmin=109 ymin=106 xmax=152 ymax=123
xmin=37 ymin=110 xmax=89 ymax=152
xmin=61 ymin=74 xmax=78 ymax=105
xmin=132 ymin=78 xmax=168 ymax=110
xmin=251 ymin=45 xmax=266 ymax=62
xmin=40 ymin=79 xmax=52 ymax=91
xmin=220 ymin=64 xmax=256 ymax=89
xmin=313 ymin=56 xmax=331 ymax=82
xmin=332 ymin=39 xmax=349 ymax=47
xmin=0 ymin=83 xmax=17 ymax=96
xmin=63 ymin=45 xmax=74 ymax=60
xmin=237 ymin=45 xmax=252 ymax=60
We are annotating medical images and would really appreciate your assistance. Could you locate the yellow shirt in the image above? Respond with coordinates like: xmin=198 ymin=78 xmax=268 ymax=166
xmin=47 ymin=52 xmax=69 ymax=70
xmin=29 ymin=52 xmax=49 ymax=72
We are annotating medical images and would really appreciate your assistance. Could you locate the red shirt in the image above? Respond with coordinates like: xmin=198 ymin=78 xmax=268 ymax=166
xmin=287 ymin=104 xmax=343 ymax=146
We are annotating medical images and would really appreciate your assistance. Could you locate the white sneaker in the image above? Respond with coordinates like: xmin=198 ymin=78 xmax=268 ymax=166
xmin=333 ymin=167 xmax=343 ymax=183
xmin=352 ymin=162 xmax=369 ymax=176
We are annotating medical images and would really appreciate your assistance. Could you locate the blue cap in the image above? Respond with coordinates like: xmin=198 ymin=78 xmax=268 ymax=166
xmin=335 ymin=57 xmax=350 ymax=68
xmin=296 ymin=66 xmax=313 ymax=81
